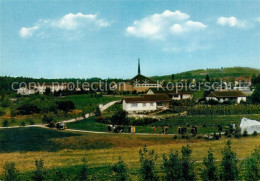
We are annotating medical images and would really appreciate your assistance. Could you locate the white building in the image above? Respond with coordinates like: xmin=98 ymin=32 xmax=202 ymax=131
xmin=147 ymin=88 xmax=193 ymax=100
xmin=122 ymin=94 xmax=171 ymax=113
xmin=206 ymin=90 xmax=246 ymax=104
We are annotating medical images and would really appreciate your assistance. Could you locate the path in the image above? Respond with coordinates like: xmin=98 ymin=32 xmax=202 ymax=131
xmin=0 ymin=100 xmax=119 ymax=129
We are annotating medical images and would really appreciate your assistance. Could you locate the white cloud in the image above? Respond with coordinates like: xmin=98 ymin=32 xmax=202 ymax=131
xmin=217 ymin=16 xmax=245 ymax=27
xmin=19 ymin=12 xmax=109 ymax=39
xmin=126 ymin=10 xmax=206 ymax=40
xmin=19 ymin=26 xmax=39 ymax=38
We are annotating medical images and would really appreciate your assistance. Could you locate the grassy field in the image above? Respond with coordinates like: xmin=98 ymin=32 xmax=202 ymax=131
xmin=67 ymin=114 xmax=260 ymax=134
xmin=54 ymin=94 xmax=123 ymax=110
xmin=0 ymin=94 xmax=123 ymax=126
xmin=0 ymin=127 xmax=259 ymax=180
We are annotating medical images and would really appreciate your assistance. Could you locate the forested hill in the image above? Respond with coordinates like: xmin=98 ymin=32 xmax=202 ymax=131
xmin=151 ymin=67 xmax=260 ymax=81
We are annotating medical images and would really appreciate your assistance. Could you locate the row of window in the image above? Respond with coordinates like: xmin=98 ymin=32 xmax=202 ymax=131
xmin=131 ymin=103 xmax=154 ymax=107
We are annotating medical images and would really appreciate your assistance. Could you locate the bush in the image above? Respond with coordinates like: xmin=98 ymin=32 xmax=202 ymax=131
xmin=139 ymin=145 xmax=159 ymax=181
xmin=2 ymin=120 xmax=9 ymax=127
xmin=20 ymin=121 xmax=26 ymax=127
xmin=1 ymin=97 xmax=11 ymax=107
xmin=252 ymin=131 xmax=258 ymax=136
xmin=0 ymin=109 xmax=5 ymax=116
xmin=239 ymin=149 xmax=260 ymax=181
xmin=56 ymin=100 xmax=75 ymax=113
xmin=79 ymin=158 xmax=88 ymax=181
xmin=242 ymin=130 xmax=248 ymax=137
xmin=173 ymin=135 xmax=178 ymax=139
xmin=42 ymin=114 xmax=54 ymax=124
xmin=32 ymin=159 xmax=46 ymax=181
xmin=3 ymin=161 xmax=19 ymax=181
xmin=112 ymin=157 xmax=128 ymax=181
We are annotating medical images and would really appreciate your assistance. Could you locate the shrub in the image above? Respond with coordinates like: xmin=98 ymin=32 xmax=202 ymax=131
xmin=0 ymin=109 xmax=5 ymax=116
xmin=3 ymin=161 xmax=19 ymax=181
xmin=196 ymin=135 xmax=203 ymax=139
xmin=173 ymin=135 xmax=178 ymax=139
xmin=42 ymin=114 xmax=54 ymax=124
xmin=32 ymin=159 xmax=46 ymax=181
xmin=2 ymin=120 xmax=9 ymax=127
xmin=139 ymin=145 xmax=159 ymax=181
xmin=20 ymin=121 xmax=26 ymax=127
xmin=252 ymin=131 xmax=258 ymax=136
xmin=1 ymin=97 xmax=11 ymax=107
xmin=239 ymin=149 xmax=260 ymax=181
xmin=56 ymin=100 xmax=75 ymax=113
xmin=112 ymin=157 xmax=128 ymax=181
xmin=79 ymin=158 xmax=88 ymax=181
xmin=242 ymin=130 xmax=248 ymax=137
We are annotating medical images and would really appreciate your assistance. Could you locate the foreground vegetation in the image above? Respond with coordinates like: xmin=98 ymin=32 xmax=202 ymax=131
xmin=0 ymin=127 xmax=259 ymax=180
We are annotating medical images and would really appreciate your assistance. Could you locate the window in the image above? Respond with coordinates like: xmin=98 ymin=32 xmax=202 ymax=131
xmin=142 ymin=103 xmax=146 ymax=107
xmin=150 ymin=103 xmax=154 ymax=107
xmin=131 ymin=103 xmax=138 ymax=107
xmin=157 ymin=102 xmax=162 ymax=106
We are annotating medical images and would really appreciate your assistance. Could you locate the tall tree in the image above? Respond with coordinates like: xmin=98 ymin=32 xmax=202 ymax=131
xmin=162 ymin=150 xmax=183 ymax=180
xmin=220 ymin=140 xmax=239 ymax=181
xmin=205 ymin=74 xmax=210 ymax=82
xmin=201 ymin=148 xmax=218 ymax=181
xmin=181 ymin=145 xmax=196 ymax=181
xmin=139 ymin=145 xmax=159 ymax=181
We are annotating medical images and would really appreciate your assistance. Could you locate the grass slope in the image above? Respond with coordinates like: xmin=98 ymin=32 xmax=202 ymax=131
xmin=152 ymin=67 xmax=260 ymax=81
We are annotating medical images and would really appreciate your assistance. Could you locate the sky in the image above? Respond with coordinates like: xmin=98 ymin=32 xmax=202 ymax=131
xmin=0 ymin=0 xmax=260 ymax=79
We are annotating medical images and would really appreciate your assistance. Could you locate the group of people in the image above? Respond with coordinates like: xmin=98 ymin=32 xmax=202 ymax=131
xmin=152 ymin=126 xmax=169 ymax=134
xmin=107 ymin=125 xmax=136 ymax=133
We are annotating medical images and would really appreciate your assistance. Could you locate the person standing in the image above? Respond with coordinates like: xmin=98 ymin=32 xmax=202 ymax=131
xmin=153 ymin=126 xmax=156 ymax=134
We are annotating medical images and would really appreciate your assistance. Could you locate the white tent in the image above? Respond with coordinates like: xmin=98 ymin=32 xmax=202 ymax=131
xmin=240 ymin=117 xmax=260 ymax=134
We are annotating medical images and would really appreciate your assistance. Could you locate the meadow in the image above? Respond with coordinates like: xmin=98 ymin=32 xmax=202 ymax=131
xmin=0 ymin=127 xmax=259 ymax=180
xmin=0 ymin=94 xmax=123 ymax=127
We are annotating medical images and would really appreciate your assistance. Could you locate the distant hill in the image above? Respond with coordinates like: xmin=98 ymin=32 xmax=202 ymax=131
xmin=151 ymin=67 xmax=260 ymax=81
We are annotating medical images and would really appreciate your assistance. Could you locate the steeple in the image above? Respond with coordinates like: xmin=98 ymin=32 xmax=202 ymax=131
xmin=138 ymin=58 xmax=141 ymax=75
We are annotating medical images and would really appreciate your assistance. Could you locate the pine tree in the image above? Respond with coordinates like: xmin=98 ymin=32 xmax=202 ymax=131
xmin=112 ymin=157 xmax=128 ymax=181
xmin=220 ymin=140 xmax=239 ymax=180
xmin=181 ymin=145 xmax=196 ymax=181
xmin=201 ymin=148 xmax=218 ymax=181
xmin=162 ymin=150 xmax=183 ymax=180
xmin=139 ymin=145 xmax=159 ymax=181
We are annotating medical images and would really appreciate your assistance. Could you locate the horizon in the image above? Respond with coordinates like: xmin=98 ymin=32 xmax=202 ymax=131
xmin=1 ymin=0 xmax=260 ymax=79
xmin=0 ymin=66 xmax=259 ymax=80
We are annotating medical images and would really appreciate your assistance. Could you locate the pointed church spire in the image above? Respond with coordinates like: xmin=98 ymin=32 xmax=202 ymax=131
xmin=138 ymin=58 xmax=141 ymax=75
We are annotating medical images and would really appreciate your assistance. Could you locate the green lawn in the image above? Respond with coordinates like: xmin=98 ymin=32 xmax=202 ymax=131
xmin=55 ymin=94 xmax=123 ymax=111
xmin=66 ymin=116 xmax=220 ymax=134
xmin=0 ymin=127 xmax=80 ymax=152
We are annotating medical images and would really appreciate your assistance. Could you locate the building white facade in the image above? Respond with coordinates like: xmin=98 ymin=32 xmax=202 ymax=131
xmin=122 ymin=94 xmax=171 ymax=113
xmin=206 ymin=91 xmax=246 ymax=104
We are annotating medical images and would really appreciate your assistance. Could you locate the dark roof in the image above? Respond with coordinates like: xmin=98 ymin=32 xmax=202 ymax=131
xmin=206 ymin=91 xmax=246 ymax=98
xmin=129 ymin=74 xmax=157 ymax=84
xmin=123 ymin=94 xmax=171 ymax=103
xmin=148 ymin=88 xmax=193 ymax=94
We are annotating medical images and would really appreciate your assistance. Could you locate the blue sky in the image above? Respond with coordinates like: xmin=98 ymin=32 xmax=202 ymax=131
xmin=1 ymin=0 xmax=260 ymax=79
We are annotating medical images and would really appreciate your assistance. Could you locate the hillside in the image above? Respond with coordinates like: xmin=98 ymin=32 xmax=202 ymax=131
xmin=152 ymin=67 xmax=260 ymax=81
